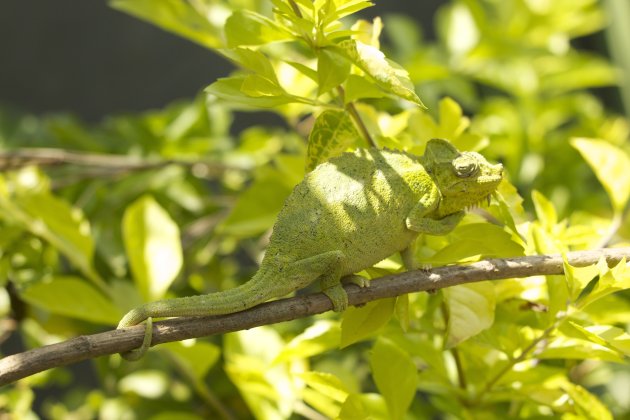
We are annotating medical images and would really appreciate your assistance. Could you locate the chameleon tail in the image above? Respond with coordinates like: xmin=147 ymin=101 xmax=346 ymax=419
xmin=118 ymin=271 xmax=278 ymax=360
xmin=118 ymin=270 xmax=277 ymax=329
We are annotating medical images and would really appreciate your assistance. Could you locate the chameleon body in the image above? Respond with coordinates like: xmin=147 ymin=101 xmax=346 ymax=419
xmin=118 ymin=138 xmax=503 ymax=358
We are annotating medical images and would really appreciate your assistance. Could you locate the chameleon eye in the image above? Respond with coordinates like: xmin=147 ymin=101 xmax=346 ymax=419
xmin=453 ymin=158 xmax=478 ymax=178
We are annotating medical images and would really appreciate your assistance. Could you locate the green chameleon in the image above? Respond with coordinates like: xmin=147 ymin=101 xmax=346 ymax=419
xmin=118 ymin=138 xmax=503 ymax=359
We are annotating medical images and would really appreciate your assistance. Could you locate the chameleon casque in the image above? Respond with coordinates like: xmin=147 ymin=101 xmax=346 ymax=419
xmin=118 ymin=138 xmax=503 ymax=358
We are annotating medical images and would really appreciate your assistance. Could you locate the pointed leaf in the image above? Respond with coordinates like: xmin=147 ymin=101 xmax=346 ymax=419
xmin=306 ymin=110 xmax=360 ymax=171
xmin=21 ymin=276 xmax=122 ymax=325
xmin=224 ymin=10 xmax=292 ymax=48
xmin=571 ymin=138 xmax=630 ymax=212
xmin=336 ymin=40 xmax=424 ymax=107
xmin=110 ymin=0 xmax=222 ymax=50
xmin=162 ymin=341 xmax=221 ymax=380
xmin=370 ymin=337 xmax=418 ymax=420
xmin=317 ymin=48 xmax=351 ymax=95
xmin=443 ymin=281 xmax=495 ymax=348
xmin=341 ymin=298 xmax=395 ymax=347
xmin=122 ymin=195 xmax=182 ymax=301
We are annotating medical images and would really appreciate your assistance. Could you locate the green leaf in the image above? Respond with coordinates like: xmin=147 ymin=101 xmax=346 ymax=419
xmin=15 ymin=191 xmax=96 ymax=280
xmin=219 ymin=168 xmax=294 ymax=237
xmin=224 ymin=327 xmax=295 ymax=419
xmin=344 ymin=74 xmax=386 ymax=103
xmin=240 ymin=74 xmax=287 ymax=97
xmin=340 ymin=298 xmax=396 ymax=348
xmin=370 ymin=337 xmax=418 ymax=420
xmin=428 ymin=223 xmax=524 ymax=265
xmin=224 ymin=10 xmax=292 ymax=48
xmin=162 ymin=341 xmax=221 ymax=380
xmin=577 ymin=258 xmax=630 ymax=309
xmin=532 ymin=190 xmax=558 ymax=229
xmin=563 ymin=258 xmax=599 ymax=301
xmin=336 ymin=40 xmax=424 ymax=107
xmin=275 ymin=320 xmax=340 ymax=362
xmin=299 ymin=371 xmax=349 ymax=402
xmin=206 ymin=77 xmax=298 ymax=108
xmin=571 ymin=138 xmax=630 ymax=212
xmin=317 ymin=49 xmax=351 ymax=95
xmin=438 ymin=97 xmax=468 ymax=139
xmin=110 ymin=0 xmax=223 ymax=50
xmin=122 ymin=195 xmax=183 ymax=301
xmin=324 ymin=0 xmax=374 ymax=23
xmin=563 ymin=382 xmax=613 ymax=420
xmin=443 ymin=281 xmax=495 ymax=348
xmin=562 ymin=321 xmax=630 ymax=356
xmin=338 ymin=393 xmax=388 ymax=420
xmin=21 ymin=276 xmax=122 ymax=324
xmin=118 ymin=370 xmax=170 ymax=398
xmin=227 ymin=48 xmax=278 ymax=80
xmin=306 ymin=110 xmax=360 ymax=171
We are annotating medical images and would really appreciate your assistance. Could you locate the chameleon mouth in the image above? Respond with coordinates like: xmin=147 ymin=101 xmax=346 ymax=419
xmin=464 ymin=193 xmax=493 ymax=212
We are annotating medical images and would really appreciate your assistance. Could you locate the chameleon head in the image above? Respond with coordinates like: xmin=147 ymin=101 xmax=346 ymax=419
xmin=424 ymin=138 xmax=503 ymax=217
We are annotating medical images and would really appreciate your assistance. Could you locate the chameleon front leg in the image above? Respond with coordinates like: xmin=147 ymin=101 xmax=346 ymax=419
xmin=406 ymin=210 xmax=464 ymax=235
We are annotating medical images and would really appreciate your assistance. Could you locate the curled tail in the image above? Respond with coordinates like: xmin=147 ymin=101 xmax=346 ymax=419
xmin=118 ymin=270 xmax=276 ymax=328
xmin=117 ymin=271 xmax=278 ymax=360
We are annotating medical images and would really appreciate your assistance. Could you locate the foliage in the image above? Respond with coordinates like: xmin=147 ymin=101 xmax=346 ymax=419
xmin=1 ymin=0 xmax=630 ymax=418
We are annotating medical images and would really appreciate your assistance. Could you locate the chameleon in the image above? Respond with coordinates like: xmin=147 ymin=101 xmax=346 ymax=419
xmin=117 ymin=138 xmax=503 ymax=359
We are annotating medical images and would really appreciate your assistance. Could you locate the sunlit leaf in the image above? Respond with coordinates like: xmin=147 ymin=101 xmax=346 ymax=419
xmin=21 ymin=276 xmax=121 ymax=325
xmin=224 ymin=10 xmax=292 ymax=48
xmin=344 ymin=74 xmax=386 ymax=103
xmin=306 ymin=110 xmax=359 ymax=171
xmin=340 ymin=298 xmax=396 ymax=348
xmin=428 ymin=223 xmax=524 ymax=265
xmin=531 ymin=190 xmax=558 ymax=229
xmin=577 ymin=258 xmax=630 ymax=309
xmin=224 ymin=327 xmax=295 ymax=419
xmin=110 ymin=0 xmax=223 ymax=50
xmin=370 ymin=337 xmax=418 ymax=420
xmin=300 ymin=371 xmax=349 ymax=402
xmin=122 ymin=195 xmax=183 ymax=301
xmin=317 ymin=49 xmax=351 ymax=95
xmin=219 ymin=168 xmax=294 ymax=236
xmin=275 ymin=320 xmax=340 ymax=362
xmin=336 ymin=40 xmax=424 ymax=107
xmin=162 ymin=341 xmax=221 ymax=380
xmin=443 ymin=281 xmax=495 ymax=348
xmin=206 ymin=77 xmax=299 ymax=108
xmin=571 ymin=138 xmax=630 ymax=212
xmin=562 ymin=381 xmax=613 ymax=420
xmin=119 ymin=370 xmax=169 ymax=399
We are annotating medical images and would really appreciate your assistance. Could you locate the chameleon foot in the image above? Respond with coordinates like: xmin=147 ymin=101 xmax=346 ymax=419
xmin=342 ymin=274 xmax=371 ymax=288
xmin=322 ymin=284 xmax=348 ymax=312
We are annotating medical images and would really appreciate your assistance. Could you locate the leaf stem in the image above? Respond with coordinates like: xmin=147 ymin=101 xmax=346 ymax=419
xmin=440 ymin=301 xmax=468 ymax=391
xmin=475 ymin=322 xmax=557 ymax=402
xmin=337 ymin=87 xmax=376 ymax=147
xmin=166 ymin=352 xmax=236 ymax=420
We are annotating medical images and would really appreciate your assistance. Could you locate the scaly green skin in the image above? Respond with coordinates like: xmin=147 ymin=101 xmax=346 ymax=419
xmin=118 ymin=138 xmax=503 ymax=359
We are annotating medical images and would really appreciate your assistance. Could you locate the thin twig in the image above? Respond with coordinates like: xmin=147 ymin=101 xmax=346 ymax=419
xmin=0 ymin=148 xmax=233 ymax=176
xmin=337 ymin=86 xmax=377 ymax=148
xmin=0 ymin=248 xmax=628 ymax=386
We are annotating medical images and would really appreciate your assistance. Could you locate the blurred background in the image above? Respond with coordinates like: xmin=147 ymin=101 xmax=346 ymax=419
xmin=1 ymin=0 xmax=619 ymax=122
xmin=0 ymin=0 xmax=442 ymax=121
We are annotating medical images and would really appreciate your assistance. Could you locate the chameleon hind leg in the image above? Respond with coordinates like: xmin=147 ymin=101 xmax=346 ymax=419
xmin=279 ymin=250 xmax=348 ymax=312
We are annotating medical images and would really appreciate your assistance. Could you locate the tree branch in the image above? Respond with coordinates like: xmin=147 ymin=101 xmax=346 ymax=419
xmin=1 ymin=248 xmax=629 ymax=386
